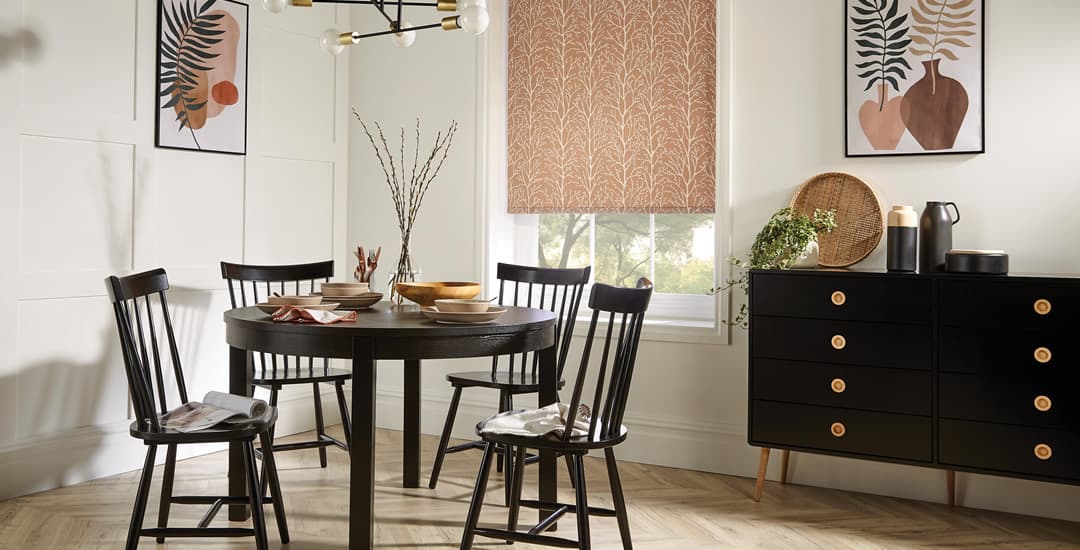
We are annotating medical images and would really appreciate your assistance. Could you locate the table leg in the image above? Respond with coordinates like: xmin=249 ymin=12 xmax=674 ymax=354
xmin=537 ymin=344 xmax=558 ymax=526
xmin=403 ymin=359 xmax=421 ymax=488
xmin=228 ymin=346 xmax=252 ymax=521
xmin=350 ymin=338 xmax=376 ymax=550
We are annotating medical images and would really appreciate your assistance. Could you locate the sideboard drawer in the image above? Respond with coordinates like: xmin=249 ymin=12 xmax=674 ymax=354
xmin=940 ymin=419 xmax=1080 ymax=483
xmin=753 ymin=359 xmax=931 ymax=415
xmin=752 ymin=273 xmax=931 ymax=324
xmin=752 ymin=401 xmax=931 ymax=463
xmin=939 ymin=326 xmax=1079 ymax=379
xmin=753 ymin=317 xmax=931 ymax=370
xmin=940 ymin=279 xmax=1080 ymax=330
xmin=940 ymin=374 xmax=1078 ymax=431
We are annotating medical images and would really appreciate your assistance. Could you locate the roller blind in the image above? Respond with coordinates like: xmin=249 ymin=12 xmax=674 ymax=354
xmin=507 ymin=0 xmax=716 ymax=214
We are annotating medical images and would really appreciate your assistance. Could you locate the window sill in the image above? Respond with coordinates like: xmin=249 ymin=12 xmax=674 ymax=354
xmin=572 ymin=316 xmax=729 ymax=346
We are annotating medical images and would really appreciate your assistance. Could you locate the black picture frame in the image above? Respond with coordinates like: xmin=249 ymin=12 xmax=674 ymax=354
xmin=844 ymin=0 xmax=985 ymax=158
xmin=154 ymin=0 xmax=249 ymax=155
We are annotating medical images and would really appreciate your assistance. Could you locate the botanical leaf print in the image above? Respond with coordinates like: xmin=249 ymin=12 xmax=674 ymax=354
xmin=507 ymin=0 xmax=716 ymax=214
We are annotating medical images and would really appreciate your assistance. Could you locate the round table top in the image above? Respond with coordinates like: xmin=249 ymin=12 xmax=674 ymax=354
xmin=224 ymin=302 xmax=557 ymax=338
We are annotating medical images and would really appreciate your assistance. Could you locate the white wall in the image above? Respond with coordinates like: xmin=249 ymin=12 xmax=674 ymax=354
xmin=348 ymin=0 xmax=1080 ymax=522
xmin=0 ymin=0 xmax=351 ymax=499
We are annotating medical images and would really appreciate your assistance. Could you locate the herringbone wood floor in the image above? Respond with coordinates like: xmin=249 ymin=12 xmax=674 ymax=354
xmin=2 ymin=427 xmax=1078 ymax=549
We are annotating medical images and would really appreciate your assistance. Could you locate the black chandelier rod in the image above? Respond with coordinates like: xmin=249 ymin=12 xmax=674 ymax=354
xmin=347 ymin=21 xmax=443 ymax=40
xmin=309 ymin=0 xmax=444 ymax=28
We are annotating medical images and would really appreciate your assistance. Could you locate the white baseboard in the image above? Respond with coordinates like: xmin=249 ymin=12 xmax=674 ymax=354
xmin=5 ymin=387 xmax=1080 ymax=523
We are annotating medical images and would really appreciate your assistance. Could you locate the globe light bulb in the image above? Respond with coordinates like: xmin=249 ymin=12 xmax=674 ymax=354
xmin=458 ymin=5 xmax=489 ymax=35
xmin=262 ymin=0 xmax=288 ymax=14
xmin=459 ymin=0 xmax=486 ymax=8
xmin=320 ymin=28 xmax=348 ymax=56
xmin=391 ymin=21 xmax=417 ymax=48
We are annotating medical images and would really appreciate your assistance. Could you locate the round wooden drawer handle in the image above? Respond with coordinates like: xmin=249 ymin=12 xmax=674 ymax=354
xmin=1034 ymin=299 xmax=1052 ymax=316
xmin=831 ymin=378 xmax=847 ymax=393
xmin=1034 ymin=443 xmax=1053 ymax=461
xmin=831 ymin=335 xmax=847 ymax=350
xmin=831 ymin=291 xmax=847 ymax=306
xmin=1034 ymin=347 xmax=1052 ymax=364
xmin=830 ymin=422 xmax=846 ymax=437
xmin=1034 ymin=395 xmax=1053 ymax=412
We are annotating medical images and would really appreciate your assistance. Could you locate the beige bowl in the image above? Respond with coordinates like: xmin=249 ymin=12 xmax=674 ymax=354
xmin=267 ymin=295 xmax=323 ymax=307
xmin=435 ymin=299 xmax=492 ymax=313
xmin=396 ymin=282 xmax=481 ymax=307
xmin=320 ymin=282 xmax=370 ymax=297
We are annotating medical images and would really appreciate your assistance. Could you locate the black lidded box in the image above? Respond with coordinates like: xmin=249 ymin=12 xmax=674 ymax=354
xmin=945 ymin=250 xmax=1009 ymax=275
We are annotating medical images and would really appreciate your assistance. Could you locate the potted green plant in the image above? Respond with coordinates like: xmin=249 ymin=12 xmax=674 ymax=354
xmin=715 ymin=207 xmax=837 ymax=328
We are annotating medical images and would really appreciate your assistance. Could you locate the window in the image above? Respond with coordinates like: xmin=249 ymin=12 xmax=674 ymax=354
xmin=537 ymin=213 xmax=716 ymax=323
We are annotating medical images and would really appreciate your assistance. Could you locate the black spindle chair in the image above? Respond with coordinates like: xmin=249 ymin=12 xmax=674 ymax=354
xmin=460 ymin=278 xmax=653 ymax=550
xmin=429 ymin=263 xmax=591 ymax=504
xmin=106 ymin=269 xmax=288 ymax=550
xmin=220 ymin=261 xmax=352 ymax=469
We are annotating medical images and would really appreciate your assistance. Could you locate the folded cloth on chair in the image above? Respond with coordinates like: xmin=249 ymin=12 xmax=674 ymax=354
xmin=271 ymin=306 xmax=358 ymax=324
xmin=478 ymin=403 xmax=592 ymax=440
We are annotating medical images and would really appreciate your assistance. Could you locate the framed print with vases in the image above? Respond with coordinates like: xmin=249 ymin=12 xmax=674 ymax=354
xmin=845 ymin=0 xmax=984 ymax=157
xmin=156 ymin=0 xmax=248 ymax=155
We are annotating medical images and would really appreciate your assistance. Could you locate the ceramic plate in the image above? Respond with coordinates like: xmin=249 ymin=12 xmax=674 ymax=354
xmin=421 ymin=306 xmax=507 ymax=324
xmin=327 ymin=293 xmax=383 ymax=310
xmin=256 ymin=303 xmax=340 ymax=314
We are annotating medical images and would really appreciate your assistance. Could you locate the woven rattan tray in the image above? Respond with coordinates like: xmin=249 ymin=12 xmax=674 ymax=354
xmin=789 ymin=172 xmax=884 ymax=267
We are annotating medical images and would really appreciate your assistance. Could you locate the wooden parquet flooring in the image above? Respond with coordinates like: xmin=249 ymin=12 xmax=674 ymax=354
xmin=1 ymin=427 xmax=1078 ymax=549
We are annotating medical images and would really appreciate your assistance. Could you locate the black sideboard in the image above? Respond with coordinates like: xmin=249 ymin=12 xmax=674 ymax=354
xmin=748 ymin=268 xmax=1079 ymax=504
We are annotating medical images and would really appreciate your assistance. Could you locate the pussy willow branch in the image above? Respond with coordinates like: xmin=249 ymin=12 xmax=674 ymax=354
xmin=353 ymin=109 xmax=458 ymax=272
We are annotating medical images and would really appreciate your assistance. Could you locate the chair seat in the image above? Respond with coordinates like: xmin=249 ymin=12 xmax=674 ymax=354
xmin=252 ymin=366 xmax=352 ymax=386
xmin=446 ymin=370 xmax=566 ymax=393
xmin=474 ymin=410 xmax=627 ymax=452
xmin=131 ymin=406 xmax=277 ymax=444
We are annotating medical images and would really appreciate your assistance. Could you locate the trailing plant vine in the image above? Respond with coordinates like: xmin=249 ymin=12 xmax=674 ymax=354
xmin=851 ymin=0 xmax=912 ymax=110
xmin=712 ymin=208 xmax=837 ymax=329
xmin=159 ymin=0 xmax=226 ymax=149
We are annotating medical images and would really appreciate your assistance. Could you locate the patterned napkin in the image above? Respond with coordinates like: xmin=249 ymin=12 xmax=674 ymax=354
xmin=271 ymin=306 xmax=358 ymax=324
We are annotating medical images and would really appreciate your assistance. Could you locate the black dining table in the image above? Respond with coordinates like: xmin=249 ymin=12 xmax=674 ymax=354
xmin=223 ymin=302 xmax=559 ymax=549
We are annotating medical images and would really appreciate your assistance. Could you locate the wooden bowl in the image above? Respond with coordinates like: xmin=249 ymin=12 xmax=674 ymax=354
xmin=268 ymin=295 xmax=323 ymax=306
xmin=395 ymin=282 xmax=481 ymax=307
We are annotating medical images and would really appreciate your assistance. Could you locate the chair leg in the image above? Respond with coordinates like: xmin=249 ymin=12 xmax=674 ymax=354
xmin=460 ymin=443 xmax=497 ymax=550
xmin=507 ymin=445 xmax=527 ymax=534
xmin=497 ymin=392 xmax=510 ymax=474
xmin=125 ymin=445 xmax=157 ymax=550
xmin=335 ymin=381 xmax=352 ymax=451
xmin=604 ymin=448 xmax=633 ymax=550
xmin=430 ymin=386 xmax=463 ymax=489
xmin=565 ymin=453 xmax=577 ymax=489
xmin=154 ymin=444 xmax=177 ymax=543
xmin=243 ymin=441 xmax=270 ymax=550
xmin=313 ymin=382 xmax=328 ymax=468
xmin=753 ymin=448 xmax=770 ymax=502
xmin=572 ymin=454 xmax=592 ymax=550
xmin=260 ymin=431 xmax=291 ymax=544
xmin=259 ymin=389 xmax=279 ymax=499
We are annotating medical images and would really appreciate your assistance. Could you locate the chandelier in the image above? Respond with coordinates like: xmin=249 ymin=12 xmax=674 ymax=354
xmin=260 ymin=0 xmax=490 ymax=53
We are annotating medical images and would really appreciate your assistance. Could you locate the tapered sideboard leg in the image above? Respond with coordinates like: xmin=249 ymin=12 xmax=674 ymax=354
xmin=754 ymin=448 xmax=771 ymax=502
xmin=780 ymin=450 xmax=791 ymax=485
xmin=946 ymin=470 xmax=956 ymax=507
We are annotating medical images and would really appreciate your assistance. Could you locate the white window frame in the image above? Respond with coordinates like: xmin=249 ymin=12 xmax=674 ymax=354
xmin=473 ymin=0 xmax=734 ymax=345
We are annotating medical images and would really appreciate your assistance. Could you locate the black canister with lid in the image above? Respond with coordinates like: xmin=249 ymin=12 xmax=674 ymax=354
xmin=887 ymin=205 xmax=917 ymax=272
xmin=919 ymin=201 xmax=960 ymax=273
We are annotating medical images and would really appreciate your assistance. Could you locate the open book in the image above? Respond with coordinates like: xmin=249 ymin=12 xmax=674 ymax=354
xmin=159 ymin=391 xmax=268 ymax=433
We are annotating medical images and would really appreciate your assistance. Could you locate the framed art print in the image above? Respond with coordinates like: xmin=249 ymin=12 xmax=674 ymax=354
xmin=845 ymin=0 xmax=984 ymax=157
xmin=156 ymin=0 xmax=249 ymax=155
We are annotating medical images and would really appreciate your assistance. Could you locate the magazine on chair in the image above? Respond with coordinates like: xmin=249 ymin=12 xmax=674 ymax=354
xmin=159 ymin=391 xmax=268 ymax=433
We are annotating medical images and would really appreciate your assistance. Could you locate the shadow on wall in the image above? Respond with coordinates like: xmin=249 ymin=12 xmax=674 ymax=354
xmin=0 ymin=26 xmax=41 ymax=67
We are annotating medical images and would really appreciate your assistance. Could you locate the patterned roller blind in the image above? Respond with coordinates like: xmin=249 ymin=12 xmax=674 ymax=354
xmin=507 ymin=0 xmax=716 ymax=214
